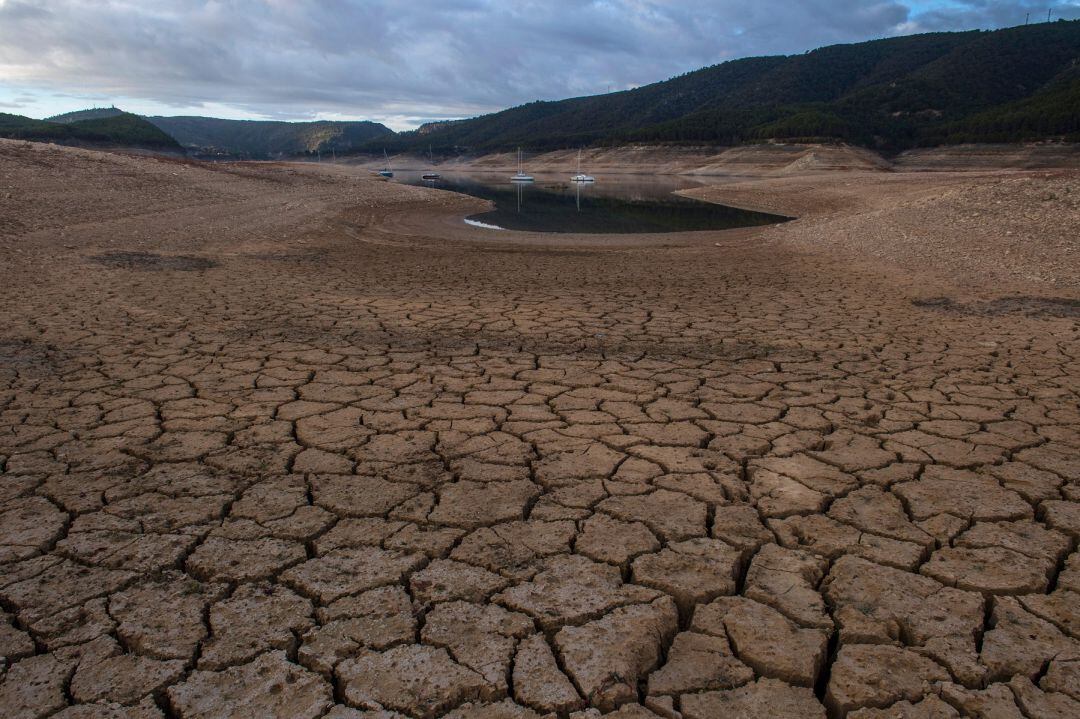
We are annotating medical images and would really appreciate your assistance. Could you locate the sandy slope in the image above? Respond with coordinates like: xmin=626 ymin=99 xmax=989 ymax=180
xmin=682 ymin=170 xmax=1080 ymax=291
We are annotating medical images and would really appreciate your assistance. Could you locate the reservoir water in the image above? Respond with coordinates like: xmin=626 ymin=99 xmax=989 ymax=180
xmin=391 ymin=172 xmax=789 ymax=234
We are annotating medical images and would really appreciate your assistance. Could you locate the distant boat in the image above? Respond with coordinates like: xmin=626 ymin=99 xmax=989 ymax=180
xmin=511 ymin=148 xmax=534 ymax=182
xmin=571 ymin=149 xmax=595 ymax=183
xmin=378 ymin=149 xmax=393 ymax=177
xmin=422 ymin=145 xmax=441 ymax=180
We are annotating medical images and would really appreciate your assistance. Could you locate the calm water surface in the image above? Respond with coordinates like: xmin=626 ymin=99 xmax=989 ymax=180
xmin=392 ymin=171 xmax=789 ymax=234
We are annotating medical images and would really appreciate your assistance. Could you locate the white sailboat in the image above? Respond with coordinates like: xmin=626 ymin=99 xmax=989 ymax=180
xmin=378 ymin=149 xmax=393 ymax=177
xmin=422 ymin=145 xmax=441 ymax=180
xmin=570 ymin=149 xmax=595 ymax=183
xmin=511 ymin=148 xmax=534 ymax=182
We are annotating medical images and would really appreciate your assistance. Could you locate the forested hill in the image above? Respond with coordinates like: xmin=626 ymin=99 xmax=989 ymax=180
xmin=375 ymin=20 xmax=1080 ymax=154
xmin=146 ymin=116 xmax=393 ymax=158
xmin=46 ymin=107 xmax=127 ymax=124
xmin=0 ymin=111 xmax=182 ymax=150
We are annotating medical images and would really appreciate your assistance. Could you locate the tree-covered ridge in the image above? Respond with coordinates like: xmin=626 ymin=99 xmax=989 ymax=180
xmin=0 ymin=111 xmax=182 ymax=149
xmin=377 ymin=20 xmax=1080 ymax=153
xmin=146 ymin=116 xmax=393 ymax=158
xmin=46 ymin=107 xmax=126 ymax=124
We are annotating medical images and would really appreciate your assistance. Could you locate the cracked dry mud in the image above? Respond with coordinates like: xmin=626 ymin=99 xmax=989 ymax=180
xmin=1 ymin=139 xmax=1079 ymax=718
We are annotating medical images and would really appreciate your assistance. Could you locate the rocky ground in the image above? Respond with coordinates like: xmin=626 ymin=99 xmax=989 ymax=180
xmin=0 ymin=138 xmax=1078 ymax=718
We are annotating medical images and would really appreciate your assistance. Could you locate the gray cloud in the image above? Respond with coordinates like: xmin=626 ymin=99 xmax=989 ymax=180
xmin=0 ymin=0 xmax=1077 ymax=128
xmin=903 ymin=1 xmax=1079 ymax=32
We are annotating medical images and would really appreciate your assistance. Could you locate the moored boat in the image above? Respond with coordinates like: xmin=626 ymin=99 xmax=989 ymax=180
xmin=511 ymin=147 xmax=534 ymax=182
xmin=570 ymin=149 xmax=594 ymax=182
xmin=423 ymin=145 xmax=440 ymax=180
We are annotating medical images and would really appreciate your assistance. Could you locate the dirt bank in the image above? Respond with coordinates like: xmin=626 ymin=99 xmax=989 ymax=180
xmin=682 ymin=170 xmax=1080 ymax=291
xmin=354 ymin=141 xmax=1080 ymax=177
xmin=894 ymin=143 xmax=1080 ymax=171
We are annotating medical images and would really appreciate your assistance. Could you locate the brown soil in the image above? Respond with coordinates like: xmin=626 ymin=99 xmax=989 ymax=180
xmin=682 ymin=169 xmax=1080 ymax=290
xmin=0 ymin=138 xmax=1078 ymax=718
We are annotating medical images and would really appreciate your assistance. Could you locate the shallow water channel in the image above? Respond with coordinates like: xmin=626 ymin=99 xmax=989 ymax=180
xmin=392 ymin=171 xmax=789 ymax=234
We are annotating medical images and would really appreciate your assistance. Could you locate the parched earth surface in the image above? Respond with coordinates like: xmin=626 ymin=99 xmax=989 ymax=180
xmin=1 ymin=138 xmax=1079 ymax=719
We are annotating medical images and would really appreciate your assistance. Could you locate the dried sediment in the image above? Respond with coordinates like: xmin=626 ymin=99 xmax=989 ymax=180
xmin=0 ymin=138 xmax=1078 ymax=717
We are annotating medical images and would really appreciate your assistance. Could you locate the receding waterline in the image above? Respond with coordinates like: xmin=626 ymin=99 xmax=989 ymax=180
xmin=464 ymin=218 xmax=505 ymax=230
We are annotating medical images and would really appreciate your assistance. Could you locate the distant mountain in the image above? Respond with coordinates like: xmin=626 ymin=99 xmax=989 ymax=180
xmin=47 ymin=107 xmax=126 ymax=124
xmin=375 ymin=20 xmax=1080 ymax=153
xmin=146 ymin=116 xmax=393 ymax=158
xmin=4 ymin=108 xmax=393 ymax=158
xmin=0 ymin=111 xmax=182 ymax=150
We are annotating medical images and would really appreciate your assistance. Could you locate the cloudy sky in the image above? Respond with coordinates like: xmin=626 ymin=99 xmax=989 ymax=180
xmin=1 ymin=0 xmax=1078 ymax=130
